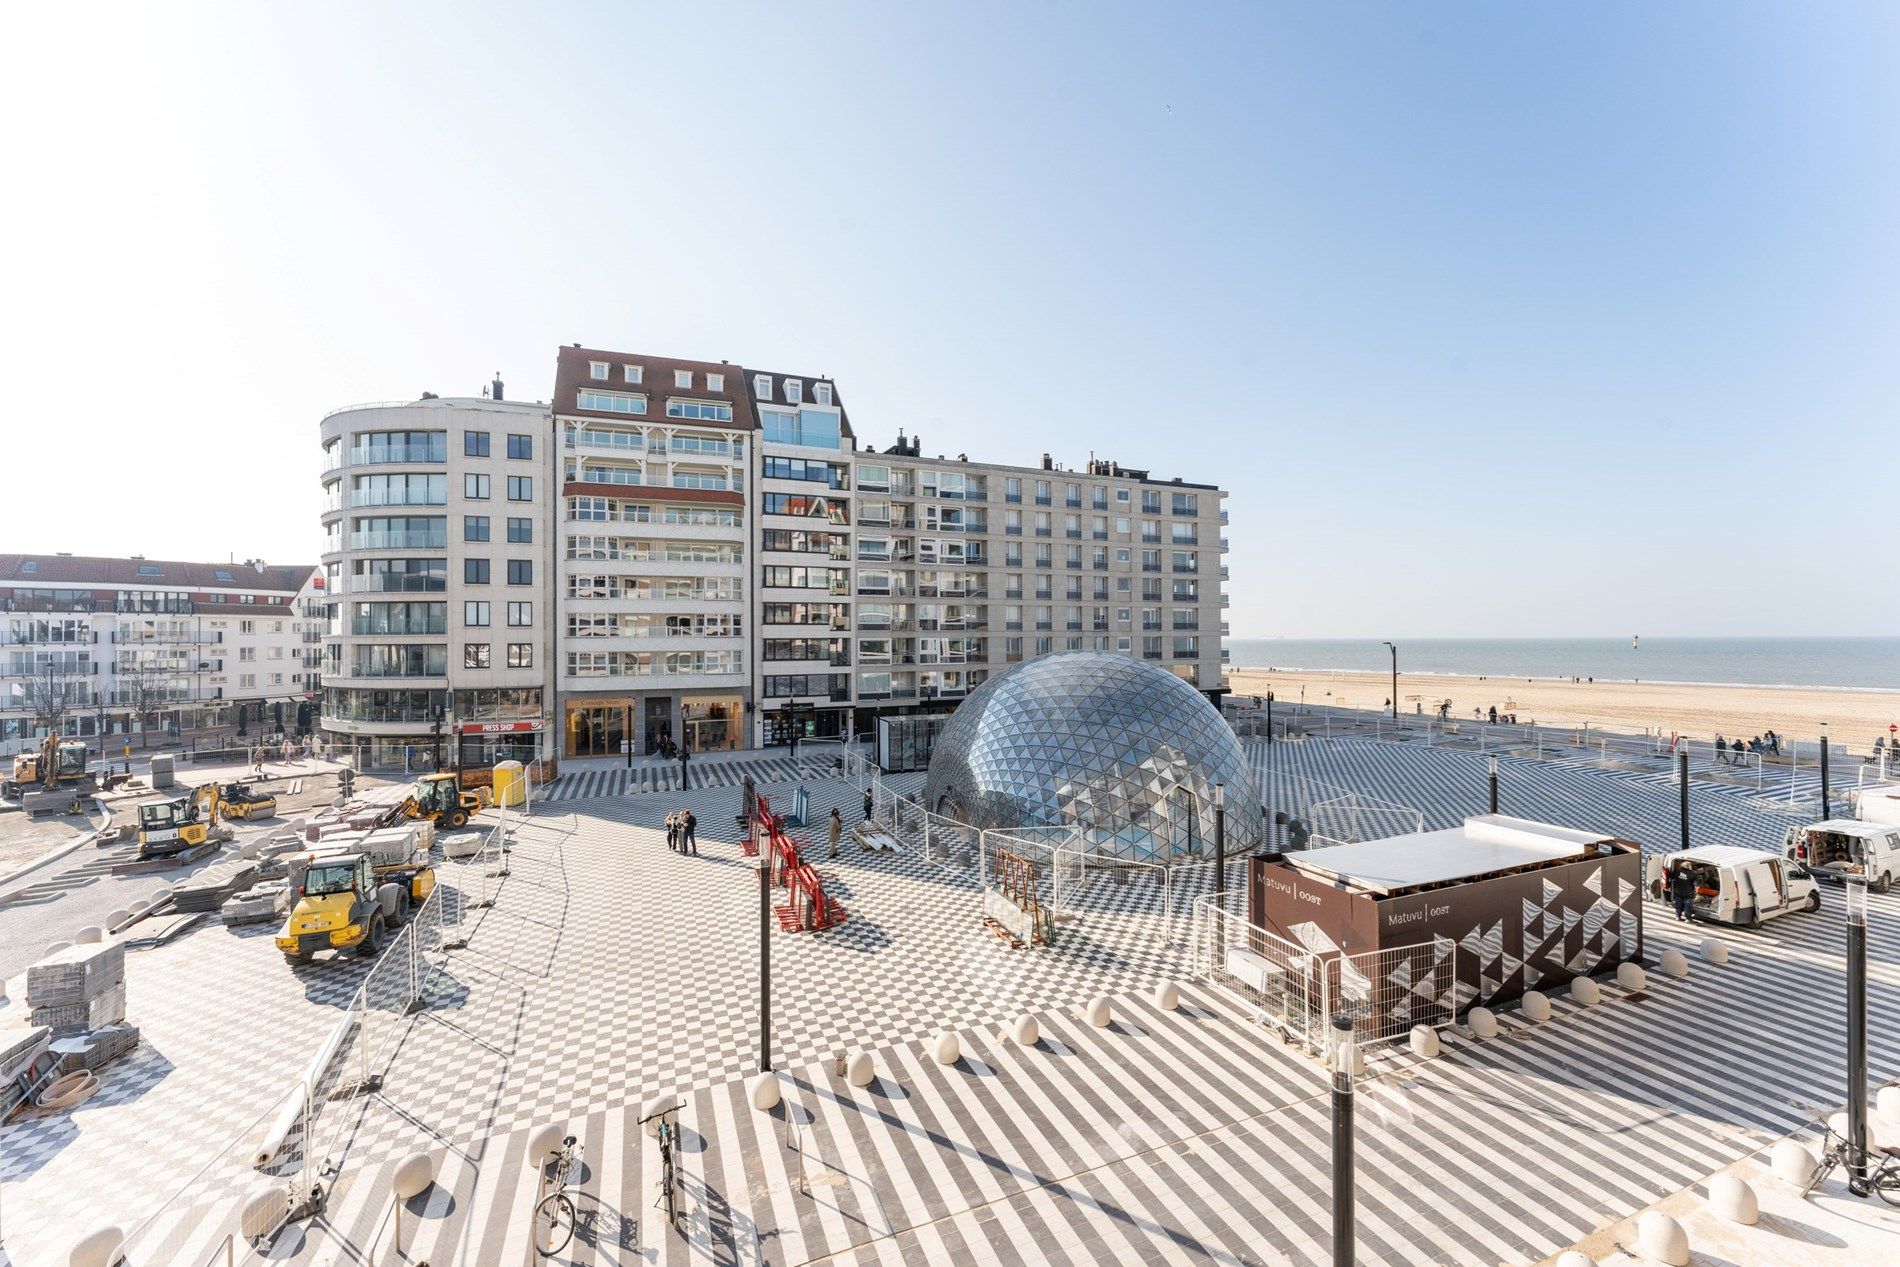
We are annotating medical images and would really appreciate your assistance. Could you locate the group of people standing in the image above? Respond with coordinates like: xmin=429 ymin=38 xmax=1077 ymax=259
xmin=665 ymin=808 xmax=698 ymax=854
xmin=1712 ymin=731 xmax=1781 ymax=763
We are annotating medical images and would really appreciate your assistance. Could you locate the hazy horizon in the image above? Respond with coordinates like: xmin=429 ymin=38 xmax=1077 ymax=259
xmin=3 ymin=2 xmax=1897 ymax=638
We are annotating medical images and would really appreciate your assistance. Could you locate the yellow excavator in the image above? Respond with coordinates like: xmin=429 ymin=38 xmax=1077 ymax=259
xmin=399 ymin=771 xmax=490 ymax=830
xmin=136 ymin=783 xmax=233 ymax=859
xmin=4 ymin=734 xmax=91 ymax=799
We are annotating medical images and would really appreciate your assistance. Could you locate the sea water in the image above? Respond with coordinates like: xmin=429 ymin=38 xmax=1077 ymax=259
xmin=1223 ymin=637 xmax=1900 ymax=692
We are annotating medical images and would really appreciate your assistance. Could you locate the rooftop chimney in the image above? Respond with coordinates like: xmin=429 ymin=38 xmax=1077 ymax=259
xmin=1041 ymin=453 xmax=1053 ymax=471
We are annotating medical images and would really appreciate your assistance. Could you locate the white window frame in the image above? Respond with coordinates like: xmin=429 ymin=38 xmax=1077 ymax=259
xmin=623 ymin=364 xmax=642 ymax=384
xmin=706 ymin=372 xmax=724 ymax=392
xmin=589 ymin=361 xmax=608 ymax=381
xmin=754 ymin=373 xmax=772 ymax=400
xmin=784 ymin=379 xmax=803 ymax=405
xmin=814 ymin=382 xmax=832 ymax=405
xmin=674 ymin=369 xmax=693 ymax=388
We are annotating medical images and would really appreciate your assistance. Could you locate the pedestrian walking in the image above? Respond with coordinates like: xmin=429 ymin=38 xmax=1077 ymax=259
xmin=1669 ymin=864 xmax=1696 ymax=922
xmin=862 ymin=787 xmax=874 ymax=822
xmin=251 ymin=744 xmax=265 ymax=777
xmin=741 ymin=773 xmax=757 ymax=830
xmin=679 ymin=743 xmax=691 ymax=789
xmin=682 ymin=808 xmax=698 ymax=855
xmin=665 ymin=810 xmax=679 ymax=852
xmin=1714 ymin=734 xmax=1729 ymax=765
xmin=828 ymin=806 xmax=843 ymax=859
xmin=1731 ymin=737 xmax=1745 ymax=764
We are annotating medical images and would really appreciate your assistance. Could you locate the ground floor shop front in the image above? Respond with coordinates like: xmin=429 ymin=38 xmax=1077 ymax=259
xmin=563 ymin=691 xmax=746 ymax=758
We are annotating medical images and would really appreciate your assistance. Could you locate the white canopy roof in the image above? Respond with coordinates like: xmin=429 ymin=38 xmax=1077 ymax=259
xmin=1282 ymin=814 xmax=1619 ymax=896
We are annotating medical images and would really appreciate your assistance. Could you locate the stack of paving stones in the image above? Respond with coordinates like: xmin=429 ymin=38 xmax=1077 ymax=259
xmin=50 ymin=1022 xmax=140 ymax=1074
xmin=26 ymin=942 xmax=128 ymax=1035
xmin=221 ymin=882 xmax=289 ymax=927
xmin=0 ymin=1024 xmax=54 ymax=1115
xmin=171 ymin=859 xmax=261 ymax=913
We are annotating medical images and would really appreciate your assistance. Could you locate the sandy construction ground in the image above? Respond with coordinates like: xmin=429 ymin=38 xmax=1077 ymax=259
xmin=1224 ymin=666 xmax=1900 ymax=752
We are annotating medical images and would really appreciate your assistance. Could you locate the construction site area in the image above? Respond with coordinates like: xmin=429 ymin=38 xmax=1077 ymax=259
xmin=0 ymin=729 xmax=1897 ymax=1266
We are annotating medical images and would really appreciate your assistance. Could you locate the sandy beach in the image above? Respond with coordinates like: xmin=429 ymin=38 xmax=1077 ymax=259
xmin=1223 ymin=666 xmax=1900 ymax=753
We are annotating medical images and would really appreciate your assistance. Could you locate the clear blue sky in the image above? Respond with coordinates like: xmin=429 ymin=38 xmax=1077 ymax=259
xmin=3 ymin=2 xmax=1895 ymax=637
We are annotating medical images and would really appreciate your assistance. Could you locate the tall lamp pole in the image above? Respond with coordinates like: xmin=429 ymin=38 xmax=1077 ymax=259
xmin=1820 ymin=721 xmax=1831 ymax=820
xmin=1847 ymin=876 xmax=1870 ymax=1195
xmin=1213 ymin=782 xmax=1227 ymax=910
xmin=1381 ymin=642 xmax=1398 ymax=721
xmin=758 ymin=809 xmax=772 ymax=1073
xmin=1331 ymin=1013 xmax=1357 ymax=1267
xmin=1265 ymin=691 xmax=1274 ymax=744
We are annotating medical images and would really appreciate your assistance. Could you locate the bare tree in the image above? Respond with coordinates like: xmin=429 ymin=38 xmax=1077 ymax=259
xmin=116 ymin=654 xmax=179 ymax=750
xmin=20 ymin=657 xmax=85 ymax=738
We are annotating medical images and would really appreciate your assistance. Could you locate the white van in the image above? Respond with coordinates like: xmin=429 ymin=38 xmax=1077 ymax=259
xmin=1850 ymin=784 xmax=1900 ymax=829
xmin=1650 ymin=846 xmax=1820 ymax=927
xmin=1784 ymin=820 xmax=1900 ymax=893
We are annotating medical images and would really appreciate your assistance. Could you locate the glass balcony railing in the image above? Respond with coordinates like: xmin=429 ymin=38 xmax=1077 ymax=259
xmin=348 ymin=531 xmax=447 ymax=550
xmin=349 ymin=443 xmax=447 ymax=465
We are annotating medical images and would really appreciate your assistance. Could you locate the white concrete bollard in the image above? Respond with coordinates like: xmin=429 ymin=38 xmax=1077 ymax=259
xmin=642 ymin=1093 xmax=678 ymax=1137
xmin=148 ymin=886 xmax=171 ymax=904
xmin=1555 ymin=1253 xmax=1597 ymax=1267
xmin=128 ymin=901 xmax=150 ymax=916
xmin=105 ymin=908 xmax=130 ymax=929
xmin=527 ymin=1121 xmax=566 ymax=1161
xmin=846 ymin=1050 xmax=876 ymax=1088
xmin=1520 ymin=991 xmax=1552 ymax=1023
xmin=1635 ymin=1210 xmax=1689 ymax=1266
xmin=239 ymin=1184 xmax=284 ymax=1239
xmin=73 ymin=926 xmax=104 ymax=945
xmin=747 ymin=1072 xmax=781 ymax=1111
xmin=239 ymin=839 xmax=263 ymax=860
xmin=931 ymin=1030 xmax=961 ymax=1065
xmin=43 ymin=941 xmax=72 ymax=959
xmin=1152 ymin=980 xmax=1181 ymax=1011
xmin=1010 ymin=1015 xmax=1040 ymax=1046
xmin=1570 ymin=976 xmax=1602 ymax=1006
xmin=1875 ymin=1086 xmax=1900 ymax=1125
xmin=1467 ymin=1006 xmax=1499 ymax=1039
xmin=1616 ymin=962 xmax=1648 ymax=991
xmin=1707 ymin=1173 xmax=1758 ymax=1225
xmin=1771 ymin=1139 xmax=1817 ymax=1186
xmin=1698 ymin=937 xmax=1729 ymax=965
xmin=1408 ymin=1024 xmax=1440 ymax=1059
xmin=67 ymin=1225 xmax=124 ymax=1267
xmin=392 ymin=1152 xmax=434 ymax=1200
xmin=1084 ymin=996 xmax=1113 ymax=1028
xmin=1658 ymin=948 xmax=1690 ymax=978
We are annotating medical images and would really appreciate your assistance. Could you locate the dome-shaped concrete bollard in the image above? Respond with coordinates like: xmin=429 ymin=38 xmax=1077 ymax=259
xmin=845 ymin=1050 xmax=876 ymax=1088
xmin=1616 ymin=962 xmax=1648 ymax=991
xmin=1658 ymin=948 xmax=1690 ymax=978
xmin=67 ymin=1225 xmax=125 ymax=1267
xmin=1408 ymin=1024 xmax=1440 ymax=1059
xmin=1698 ymin=938 xmax=1728 ymax=965
xmin=1152 ymin=980 xmax=1181 ymax=1011
xmin=1555 ymin=1253 xmax=1597 ymax=1267
xmin=1635 ymin=1210 xmax=1689 ymax=1266
xmin=1876 ymin=1086 xmax=1900 ymax=1125
xmin=128 ymin=900 xmax=150 ymax=916
xmin=1084 ymin=996 xmax=1113 ymax=1028
xmin=1771 ymin=1139 xmax=1817 ymax=1186
xmin=1467 ymin=1006 xmax=1499 ymax=1039
xmin=239 ymin=1183 xmax=284 ymax=1238
xmin=43 ymin=941 xmax=72 ymax=958
xmin=392 ymin=1151 xmax=435 ymax=1201
xmin=1010 ymin=1015 xmax=1040 ymax=1046
xmin=931 ymin=1030 xmax=961 ymax=1065
xmin=74 ymin=926 xmax=104 ymax=945
xmin=526 ymin=1121 xmax=567 ymax=1162
xmin=1708 ymin=1173 xmax=1758 ymax=1225
xmin=642 ymin=1093 xmax=678 ymax=1137
xmin=1570 ymin=976 xmax=1602 ymax=1006
xmin=148 ymin=886 xmax=172 ymax=903
xmin=1520 ymin=990 xmax=1552 ymax=1023
xmin=747 ymin=1072 xmax=781 ymax=1111
xmin=105 ymin=908 xmax=130 ymax=929
xmin=239 ymin=840 xmax=263 ymax=860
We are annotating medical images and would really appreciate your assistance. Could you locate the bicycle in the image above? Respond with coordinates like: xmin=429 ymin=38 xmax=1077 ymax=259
xmin=641 ymin=1102 xmax=684 ymax=1228
xmin=1801 ymin=1119 xmax=1900 ymax=1204
xmin=532 ymin=1134 xmax=582 ymax=1256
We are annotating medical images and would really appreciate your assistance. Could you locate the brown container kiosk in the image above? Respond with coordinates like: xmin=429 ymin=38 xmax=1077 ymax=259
xmin=1248 ymin=815 xmax=1644 ymax=1024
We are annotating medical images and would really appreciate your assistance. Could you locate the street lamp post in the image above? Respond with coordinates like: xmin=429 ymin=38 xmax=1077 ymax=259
xmin=1265 ymin=691 xmax=1274 ymax=744
xmin=759 ymin=809 xmax=773 ymax=1074
xmin=1847 ymin=877 xmax=1870 ymax=1195
xmin=1820 ymin=721 xmax=1831 ymax=820
xmin=1381 ymin=642 xmax=1397 ymax=722
xmin=1487 ymin=756 xmax=1499 ymax=815
xmin=1213 ymin=782 xmax=1226 ymax=910
xmin=623 ymin=703 xmax=633 ymax=770
xmin=1331 ymin=1014 xmax=1357 ymax=1267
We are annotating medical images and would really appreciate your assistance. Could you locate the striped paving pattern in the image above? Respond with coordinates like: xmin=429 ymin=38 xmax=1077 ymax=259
xmin=540 ymin=753 xmax=850 ymax=800
xmin=267 ymin=879 xmax=1900 ymax=1265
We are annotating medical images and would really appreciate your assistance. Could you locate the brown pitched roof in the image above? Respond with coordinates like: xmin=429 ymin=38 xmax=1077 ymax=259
xmin=0 ymin=553 xmax=317 ymax=593
xmin=552 ymin=347 xmax=759 ymax=433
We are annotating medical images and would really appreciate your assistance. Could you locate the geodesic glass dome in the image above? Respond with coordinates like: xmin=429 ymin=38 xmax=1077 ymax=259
xmin=923 ymin=651 xmax=1262 ymax=861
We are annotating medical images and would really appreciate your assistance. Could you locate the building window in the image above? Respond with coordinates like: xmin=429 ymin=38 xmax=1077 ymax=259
xmin=465 ymin=601 xmax=490 ymax=626
xmin=665 ymin=399 xmax=734 ymax=423
xmin=753 ymin=373 xmax=772 ymax=399
xmin=706 ymin=372 xmax=725 ymax=392
xmin=674 ymin=369 xmax=693 ymax=388
xmin=464 ymin=432 xmax=491 ymax=458
xmin=239 ymin=647 xmax=256 ymax=663
xmin=465 ymin=473 xmax=490 ymax=500
xmin=239 ymin=620 xmax=255 ymax=635
xmin=814 ymin=382 xmax=832 ymax=405
xmin=239 ymin=673 xmax=256 ymax=689
xmin=507 ymin=559 xmax=533 ymax=585
xmin=623 ymin=364 xmax=642 ymax=384
xmin=576 ymin=389 xmax=647 ymax=415
xmin=783 ymin=379 xmax=802 ymax=405
xmin=465 ymin=558 xmax=490 ymax=585
xmin=589 ymin=361 xmax=608 ymax=381
xmin=507 ymin=434 xmax=533 ymax=460
xmin=21 ymin=560 xmax=36 ymax=574
xmin=464 ymin=515 xmax=490 ymax=542
xmin=507 ymin=601 xmax=533 ymax=627
xmin=507 ymin=517 xmax=532 ymax=543
xmin=505 ymin=475 xmax=531 ymax=501
xmin=507 ymin=642 xmax=533 ymax=668
xmin=465 ymin=643 xmax=491 ymax=669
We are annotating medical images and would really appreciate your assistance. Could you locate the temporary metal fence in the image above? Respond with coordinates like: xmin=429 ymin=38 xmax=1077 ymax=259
xmin=1188 ymin=895 xmax=1333 ymax=1054
xmin=1330 ymin=939 xmax=1460 ymax=1050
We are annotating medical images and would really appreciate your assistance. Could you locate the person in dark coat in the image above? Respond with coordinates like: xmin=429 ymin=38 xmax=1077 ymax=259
xmin=678 ymin=742 xmax=691 ymax=789
xmin=862 ymin=787 xmax=874 ymax=822
xmin=1669 ymin=864 xmax=1697 ymax=922
xmin=681 ymin=808 xmax=697 ymax=855
xmin=665 ymin=811 xmax=679 ymax=852
xmin=828 ymin=807 xmax=844 ymax=858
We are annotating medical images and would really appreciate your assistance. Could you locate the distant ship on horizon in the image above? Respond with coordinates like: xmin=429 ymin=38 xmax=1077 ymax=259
xmin=1633 ymin=635 xmax=1640 ymax=650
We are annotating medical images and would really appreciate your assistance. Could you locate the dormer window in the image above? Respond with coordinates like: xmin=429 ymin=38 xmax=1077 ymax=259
xmin=589 ymin=361 xmax=608 ymax=381
xmin=623 ymin=364 xmax=642 ymax=384
xmin=754 ymin=374 xmax=772 ymax=399
xmin=814 ymin=382 xmax=832 ymax=405
xmin=784 ymin=379 xmax=803 ymax=405
xmin=21 ymin=560 xmax=37 ymax=574
xmin=706 ymin=372 xmax=724 ymax=392
xmin=674 ymin=369 xmax=693 ymax=389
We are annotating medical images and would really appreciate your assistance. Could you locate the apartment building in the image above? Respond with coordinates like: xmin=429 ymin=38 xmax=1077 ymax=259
xmin=749 ymin=368 xmax=855 ymax=747
xmin=553 ymin=347 xmax=752 ymax=758
xmin=318 ymin=388 xmax=556 ymax=770
xmin=848 ymin=441 xmax=1228 ymax=734
xmin=0 ymin=553 xmax=322 ymax=755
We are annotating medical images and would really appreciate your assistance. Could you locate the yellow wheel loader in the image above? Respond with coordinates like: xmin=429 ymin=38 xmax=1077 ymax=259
xmin=400 ymin=771 xmax=490 ymax=830
xmin=276 ymin=848 xmax=436 ymax=963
